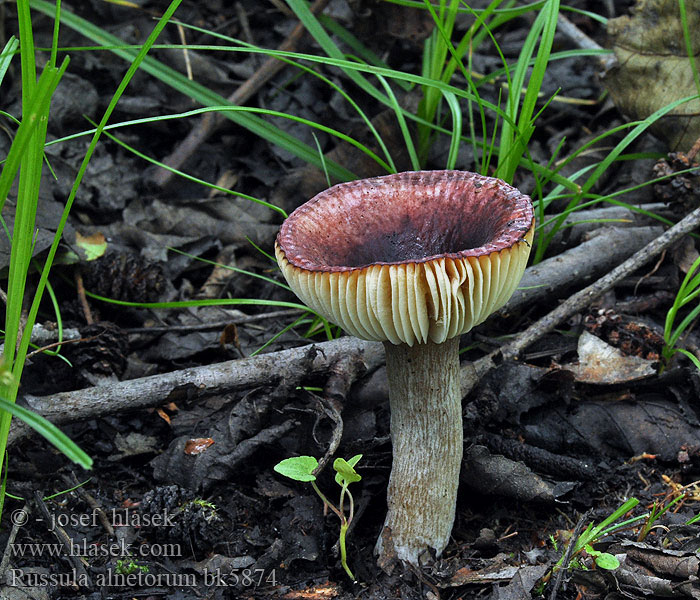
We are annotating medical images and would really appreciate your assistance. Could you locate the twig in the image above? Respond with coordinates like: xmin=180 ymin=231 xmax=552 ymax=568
xmin=235 ymin=2 xmax=255 ymax=46
xmin=16 ymin=208 xmax=700 ymax=445
xmin=0 ymin=502 xmax=29 ymax=582
xmin=549 ymin=511 xmax=590 ymax=600
xmin=75 ymin=270 xmax=93 ymax=325
xmin=633 ymin=249 xmax=666 ymax=296
xmin=62 ymin=473 xmax=114 ymax=537
xmin=151 ymin=0 xmax=332 ymax=188
xmin=501 ymin=225 xmax=662 ymax=316
xmin=175 ymin=22 xmax=193 ymax=83
xmin=10 ymin=337 xmax=384 ymax=447
xmin=313 ymin=353 xmax=367 ymax=474
xmin=32 ymin=491 xmax=93 ymax=588
xmin=556 ymin=13 xmax=615 ymax=71
xmin=124 ymin=308 xmax=303 ymax=334
xmin=463 ymin=204 xmax=700 ymax=396
xmin=25 ymin=333 xmax=98 ymax=361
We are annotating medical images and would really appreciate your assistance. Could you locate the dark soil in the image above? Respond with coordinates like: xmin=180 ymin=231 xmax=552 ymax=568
xmin=2 ymin=1 xmax=700 ymax=599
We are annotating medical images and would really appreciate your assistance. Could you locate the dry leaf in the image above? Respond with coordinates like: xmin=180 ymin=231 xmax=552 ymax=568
xmin=565 ymin=331 xmax=656 ymax=384
xmin=75 ymin=231 xmax=107 ymax=261
xmin=603 ymin=0 xmax=700 ymax=151
xmin=156 ymin=408 xmax=171 ymax=424
xmin=184 ymin=437 xmax=215 ymax=455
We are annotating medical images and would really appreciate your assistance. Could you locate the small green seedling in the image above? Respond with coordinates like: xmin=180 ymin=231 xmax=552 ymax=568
xmin=637 ymin=494 xmax=686 ymax=542
xmin=583 ymin=544 xmax=620 ymax=570
xmin=274 ymin=454 xmax=362 ymax=581
xmin=662 ymin=255 xmax=700 ymax=372
xmin=115 ymin=558 xmax=149 ymax=575
xmin=190 ymin=498 xmax=217 ymax=511
xmin=545 ymin=498 xmax=643 ymax=585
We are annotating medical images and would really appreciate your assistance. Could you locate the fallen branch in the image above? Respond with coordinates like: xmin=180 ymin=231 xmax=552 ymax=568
xmin=463 ymin=204 xmax=700 ymax=395
xmin=544 ymin=203 xmax=668 ymax=250
xmin=502 ymin=225 xmax=662 ymax=316
xmin=11 ymin=337 xmax=383 ymax=446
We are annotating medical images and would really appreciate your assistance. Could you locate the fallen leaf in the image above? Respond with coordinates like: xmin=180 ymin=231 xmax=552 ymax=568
xmin=75 ymin=231 xmax=107 ymax=261
xmin=184 ymin=437 xmax=215 ymax=455
xmin=603 ymin=0 xmax=700 ymax=151
xmin=565 ymin=331 xmax=656 ymax=384
xmin=156 ymin=408 xmax=171 ymax=425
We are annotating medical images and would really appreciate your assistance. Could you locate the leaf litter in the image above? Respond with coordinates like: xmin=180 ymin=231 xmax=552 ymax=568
xmin=3 ymin=1 xmax=700 ymax=599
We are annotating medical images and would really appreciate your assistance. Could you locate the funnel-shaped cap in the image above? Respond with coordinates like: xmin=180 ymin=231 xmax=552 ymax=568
xmin=276 ymin=170 xmax=534 ymax=345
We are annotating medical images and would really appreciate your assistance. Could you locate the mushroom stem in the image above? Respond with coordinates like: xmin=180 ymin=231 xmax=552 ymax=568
xmin=377 ymin=336 xmax=463 ymax=566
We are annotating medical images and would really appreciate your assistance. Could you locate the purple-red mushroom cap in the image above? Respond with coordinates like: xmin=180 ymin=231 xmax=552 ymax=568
xmin=275 ymin=170 xmax=535 ymax=346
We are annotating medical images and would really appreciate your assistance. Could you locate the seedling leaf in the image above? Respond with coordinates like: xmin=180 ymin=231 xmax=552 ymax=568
xmin=595 ymin=553 xmax=620 ymax=570
xmin=274 ymin=456 xmax=318 ymax=482
xmin=584 ymin=544 xmax=620 ymax=570
xmin=345 ymin=454 xmax=362 ymax=469
xmin=75 ymin=231 xmax=108 ymax=261
xmin=334 ymin=456 xmax=362 ymax=485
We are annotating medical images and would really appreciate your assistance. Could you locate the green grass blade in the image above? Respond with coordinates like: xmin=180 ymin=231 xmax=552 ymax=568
xmin=677 ymin=348 xmax=700 ymax=371
xmin=285 ymin=0 xmax=388 ymax=107
xmin=376 ymin=75 xmax=420 ymax=170
xmin=580 ymin=96 xmax=699 ymax=196
xmin=29 ymin=0 xmax=357 ymax=182
xmin=90 ymin=115 xmax=287 ymax=217
xmin=443 ymin=90 xmax=462 ymax=169
xmin=0 ymin=397 xmax=92 ymax=468
xmin=0 ymin=37 xmax=19 ymax=86
xmin=0 ymin=64 xmax=65 ymax=215
xmin=497 ymin=0 xmax=559 ymax=182
xmin=0 ymin=2 xmax=70 ymax=524
xmin=0 ymin=3 xmax=184 ymax=478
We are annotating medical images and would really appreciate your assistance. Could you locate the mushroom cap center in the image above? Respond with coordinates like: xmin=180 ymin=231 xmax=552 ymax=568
xmin=278 ymin=170 xmax=533 ymax=271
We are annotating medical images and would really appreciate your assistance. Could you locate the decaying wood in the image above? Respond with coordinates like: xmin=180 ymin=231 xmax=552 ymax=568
xmin=313 ymin=353 xmax=367 ymax=474
xmin=33 ymin=491 xmax=92 ymax=587
xmin=544 ymin=203 xmax=668 ymax=249
xmin=151 ymin=0 xmax=331 ymax=188
xmin=477 ymin=433 xmax=596 ymax=481
xmin=549 ymin=511 xmax=590 ymax=600
xmin=465 ymin=204 xmax=700 ymax=396
xmin=502 ymin=225 xmax=662 ymax=315
xmin=11 ymin=337 xmax=384 ymax=446
xmin=0 ymin=502 xmax=28 ymax=583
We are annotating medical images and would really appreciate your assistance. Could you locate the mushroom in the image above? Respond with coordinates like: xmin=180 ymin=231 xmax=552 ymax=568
xmin=275 ymin=170 xmax=534 ymax=567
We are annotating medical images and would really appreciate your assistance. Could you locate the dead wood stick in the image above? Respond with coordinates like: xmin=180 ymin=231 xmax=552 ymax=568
xmin=557 ymin=13 xmax=615 ymax=71
xmin=0 ymin=502 xmax=29 ymax=582
xmin=125 ymin=308 xmax=304 ymax=334
xmin=10 ymin=337 xmax=383 ymax=447
xmin=544 ymin=203 xmax=668 ymax=249
xmin=463 ymin=204 xmax=700 ymax=396
xmin=548 ymin=510 xmax=590 ymax=597
xmin=314 ymin=353 xmax=367 ymax=474
xmin=501 ymin=225 xmax=662 ymax=316
xmin=151 ymin=0 xmax=331 ymax=188
xmin=32 ymin=491 xmax=92 ymax=587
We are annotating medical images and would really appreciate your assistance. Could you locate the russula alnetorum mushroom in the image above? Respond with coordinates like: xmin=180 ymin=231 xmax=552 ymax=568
xmin=275 ymin=170 xmax=534 ymax=566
